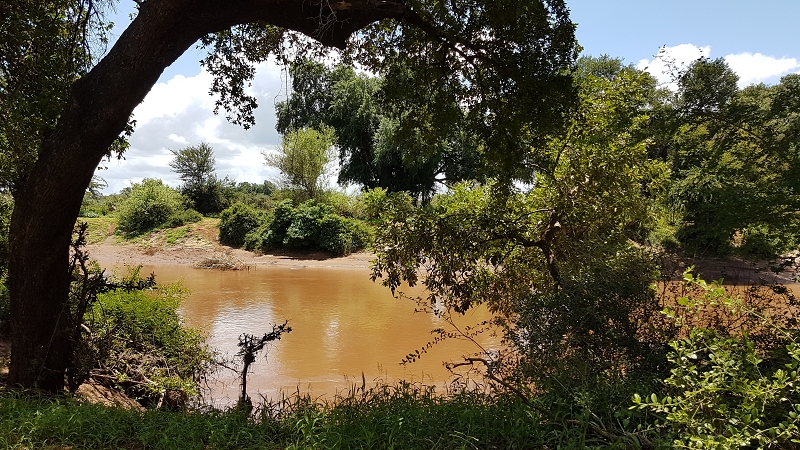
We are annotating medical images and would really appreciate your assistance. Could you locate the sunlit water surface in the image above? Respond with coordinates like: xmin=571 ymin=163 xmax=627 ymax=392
xmin=131 ymin=264 xmax=498 ymax=406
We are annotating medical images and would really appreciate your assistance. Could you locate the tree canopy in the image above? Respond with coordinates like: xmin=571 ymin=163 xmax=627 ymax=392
xmin=275 ymin=60 xmax=483 ymax=202
xmin=652 ymin=58 xmax=800 ymax=255
xmin=266 ymin=126 xmax=336 ymax=201
xmin=3 ymin=0 xmax=578 ymax=391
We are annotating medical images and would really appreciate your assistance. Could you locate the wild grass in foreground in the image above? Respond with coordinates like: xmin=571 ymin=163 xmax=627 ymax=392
xmin=0 ymin=381 xmax=659 ymax=450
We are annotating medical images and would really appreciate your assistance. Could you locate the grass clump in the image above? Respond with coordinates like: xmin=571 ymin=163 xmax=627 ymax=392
xmin=0 ymin=381 xmax=652 ymax=449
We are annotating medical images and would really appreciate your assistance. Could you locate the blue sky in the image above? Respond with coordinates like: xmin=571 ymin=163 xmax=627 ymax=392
xmin=100 ymin=1 xmax=800 ymax=193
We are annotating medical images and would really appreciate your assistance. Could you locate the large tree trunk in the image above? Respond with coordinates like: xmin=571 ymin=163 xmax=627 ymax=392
xmin=7 ymin=0 xmax=406 ymax=390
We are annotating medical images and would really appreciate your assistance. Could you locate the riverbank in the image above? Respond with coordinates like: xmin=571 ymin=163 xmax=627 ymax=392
xmin=83 ymin=217 xmax=375 ymax=270
xmin=83 ymin=216 xmax=799 ymax=285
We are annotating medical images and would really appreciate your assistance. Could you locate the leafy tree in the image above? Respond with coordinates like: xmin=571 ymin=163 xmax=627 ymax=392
xmin=116 ymin=178 xmax=185 ymax=235
xmin=371 ymin=61 xmax=666 ymax=390
xmin=275 ymin=60 xmax=483 ymax=202
xmin=168 ymin=142 xmax=229 ymax=215
xmin=655 ymin=59 xmax=800 ymax=255
xmin=169 ymin=142 xmax=216 ymax=190
xmin=4 ymin=0 xmax=578 ymax=390
xmin=266 ymin=126 xmax=336 ymax=201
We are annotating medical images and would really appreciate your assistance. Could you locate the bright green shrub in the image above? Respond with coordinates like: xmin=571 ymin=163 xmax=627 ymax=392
xmin=88 ymin=282 xmax=212 ymax=405
xmin=242 ymin=222 xmax=272 ymax=252
xmin=317 ymin=215 xmax=372 ymax=255
xmin=266 ymin=199 xmax=298 ymax=246
xmin=242 ymin=200 xmax=370 ymax=255
xmin=165 ymin=208 xmax=203 ymax=228
xmin=219 ymin=202 xmax=264 ymax=247
xmin=116 ymin=179 xmax=183 ymax=235
xmin=318 ymin=190 xmax=366 ymax=218
xmin=635 ymin=273 xmax=800 ymax=448
xmin=283 ymin=201 xmax=332 ymax=249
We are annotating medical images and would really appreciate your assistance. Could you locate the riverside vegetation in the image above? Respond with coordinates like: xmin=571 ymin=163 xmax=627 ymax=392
xmin=2 ymin=1 xmax=800 ymax=448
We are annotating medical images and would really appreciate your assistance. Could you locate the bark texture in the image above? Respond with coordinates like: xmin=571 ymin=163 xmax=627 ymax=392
xmin=8 ymin=0 xmax=407 ymax=390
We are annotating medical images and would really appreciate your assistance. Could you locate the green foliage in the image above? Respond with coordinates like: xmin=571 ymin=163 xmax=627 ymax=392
xmin=316 ymin=190 xmax=366 ymax=219
xmin=656 ymin=60 xmax=800 ymax=257
xmin=85 ymin=282 xmax=212 ymax=405
xmin=165 ymin=208 xmax=203 ymax=229
xmin=169 ymin=142 xmax=216 ymax=188
xmin=371 ymin=63 xmax=666 ymax=390
xmin=244 ymin=200 xmax=371 ymax=256
xmin=316 ymin=215 xmax=371 ymax=255
xmin=116 ymin=179 xmax=185 ymax=235
xmin=169 ymin=143 xmax=233 ymax=215
xmin=275 ymin=61 xmax=483 ymax=202
xmin=634 ymin=273 xmax=800 ymax=449
xmin=0 ymin=381 xmax=653 ymax=449
xmin=218 ymin=202 xmax=264 ymax=247
xmin=265 ymin=126 xmax=336 ymax=202
xmin=0 ymin=1 xmax=90 ymax=188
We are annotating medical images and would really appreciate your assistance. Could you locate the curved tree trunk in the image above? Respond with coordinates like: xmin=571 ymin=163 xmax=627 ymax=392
xmin=7 ymin=0 xmax=406 ymax=390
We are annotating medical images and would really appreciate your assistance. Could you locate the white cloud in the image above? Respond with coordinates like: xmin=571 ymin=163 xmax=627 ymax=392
xmin=131 ymin=71 xmax=216 ymax=127
xmin=167 ymin=134 xmax=188 ymax=144
xmin=723 ymin=53 xmax=799 ymax=87
xmin=637 ymin=44 xmax=710 ymax=89
xmin=637 ymin=44 xmax=800 ymax=90
xmin=101 ymin=59 xmax=286 ymax=194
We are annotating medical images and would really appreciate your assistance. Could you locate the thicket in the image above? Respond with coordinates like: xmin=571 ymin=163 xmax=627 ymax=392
xmin=635 ymin=273 xmax=800 ymax=448
xmin=115 ymin=179 xmax=188 ymax=235
xmin=218 ymin=202 xmax=263 ymax=247
xmin=240 ymin=200 xmax=371 ymax=256
xmin=84 ymin=282 xmax=212 ymax=407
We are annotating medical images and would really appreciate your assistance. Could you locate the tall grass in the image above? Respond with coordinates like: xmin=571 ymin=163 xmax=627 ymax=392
xmin=0 ymin=380 xmax=660 ymax=449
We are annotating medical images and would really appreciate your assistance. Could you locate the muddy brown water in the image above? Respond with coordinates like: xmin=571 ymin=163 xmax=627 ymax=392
xmin=132 ymin=264 xmax=498 ymax=406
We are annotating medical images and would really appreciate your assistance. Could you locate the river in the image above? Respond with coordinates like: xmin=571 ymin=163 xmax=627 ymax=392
xmin=134 ymin=264 xmax=498 ymax=405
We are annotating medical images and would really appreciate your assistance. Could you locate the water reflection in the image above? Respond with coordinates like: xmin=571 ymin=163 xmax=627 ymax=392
xmin=132 ymin=265 xmax=497 ymax=405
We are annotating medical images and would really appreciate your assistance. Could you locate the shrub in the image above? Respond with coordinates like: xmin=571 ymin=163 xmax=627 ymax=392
xmin=243 ymin=223 xmax=272 ymax=252
xmin=87 ymin=282 xmax=213 ymax=406
xmin=116 ymin=179 xmax=184 ymax=235
xmin=219 ymin=202 xmax=264 ymax=247
xmin=318 ymin=190 xmax=366 ymax=218
xmin=242 ymin=200 xmax=371 ymax=255
xmin=635 ymin=273 xmax=800 ymax=448
xmin=283 ymin=201 xmax=332 ymax=249
xmin=317 ymin=215 xmax=372 ymax=255
xmin=165 ymin=208 xmax=203 ymax=228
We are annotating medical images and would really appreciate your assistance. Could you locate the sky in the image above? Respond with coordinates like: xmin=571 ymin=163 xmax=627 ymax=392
xmin=98 ymin=1 xmax=800 ymax=194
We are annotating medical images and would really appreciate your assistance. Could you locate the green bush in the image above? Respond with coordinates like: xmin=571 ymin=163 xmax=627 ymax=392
xmin=116 ymin=179 xmax=184 ymax=235
xmin=87 ymin=282 xmax=212 ymax=405
xmin=242 ymin=223 xmax=272 ymax=252
xmin=635 ymin=273 xmax=800 ymax=448
xmin=219 ymin=202 xmax=264 ymax=247
xmin=318 ymin=190 xmax=366 ymax=218
xmin=165 ymin=208 xmax=203 ymax=228
xmin=283 ymin=201 xmax=333 ymax=249
xmin=317 ymin=215 xmax=371 ymax=255
xmin=242 ymin=200 xmax=371 ymax=255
